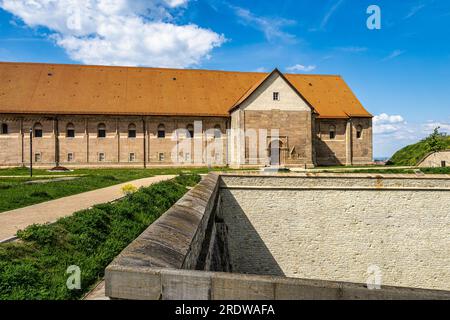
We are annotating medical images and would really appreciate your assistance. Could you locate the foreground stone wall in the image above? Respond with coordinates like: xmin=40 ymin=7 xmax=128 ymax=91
xmin=105 ymin=173 xmax=450 ymax=300
xmin=220 ymin=174 xmax=450 ymax=291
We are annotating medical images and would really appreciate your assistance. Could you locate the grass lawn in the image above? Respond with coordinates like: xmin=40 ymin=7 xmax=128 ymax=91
xmin=0 ymin=174 xmax=201 ymax=300
xmin=0 ymin=167 xmax=237 ymax=213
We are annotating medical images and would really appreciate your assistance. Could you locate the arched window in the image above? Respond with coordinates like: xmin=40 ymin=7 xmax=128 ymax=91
xmin=157 ymin=124 xmax=165 ymax=138
xmin=128 ymin=123 xmax=136 ymax=138
xmin=66 ymin=123 xmax=75 ymax=138
xmin=186 ymin=124 xmax=194 ymax=138
xmin=356 ymin=125 xmax=363 ymax=139
xmin=214 ymin=124 xmax=221 ymax=139
xmin=1 ymin=123 xmax=8 ymax=135
xmin=329 ymin=125 xmax=336 ymax=140
xmin=98 ymin=123 xmax=106 ymax=138
xmin=34 ymin=122 xmax=43 ymax=138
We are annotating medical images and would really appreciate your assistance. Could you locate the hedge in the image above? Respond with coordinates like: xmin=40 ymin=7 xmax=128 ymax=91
xmin=0 ymin=174 xmax=201 ymax=300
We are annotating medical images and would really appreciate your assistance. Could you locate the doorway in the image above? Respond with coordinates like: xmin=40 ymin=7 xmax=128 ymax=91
xmin=268 ymin=140 xmax=282 ymax=166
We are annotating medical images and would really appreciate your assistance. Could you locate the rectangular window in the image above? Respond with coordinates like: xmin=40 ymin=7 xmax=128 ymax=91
xmin=273 ymin=92 xmax=280 ymax=101
xmin=1 ymin=123 xmax=8 ymax=134
xmin=185 ymin=153 xmax=191 ymax=162
xmin=34 ymin=153 xmax=41 ymax=162
xmin=98 ymin=153 xmax=105 ymax=162
xmin=158 ymin=153 xmax=165 ymax=161
xmin=128 ymin=130 xmax=136 ymax=138
xmin=129 ymin=153 xmax=136 ymax=162
xmin=67 ymin=153 xmax=74 ymax=162
xmin=67 ymin=129 xmax=75 ymax=138
xmin=442 ymin=161 xmax=446 ymax=168
xmin=34 ymin=129 xmax=43 ymax=138
xmin=158 ymin=130 xmax=165 ymax=138
xmin=330 ymin=131 xmax=336 ymax=139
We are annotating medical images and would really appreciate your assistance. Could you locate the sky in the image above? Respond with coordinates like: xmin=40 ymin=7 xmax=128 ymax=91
xmin=0 ymin=0 xmax=449 ymax=158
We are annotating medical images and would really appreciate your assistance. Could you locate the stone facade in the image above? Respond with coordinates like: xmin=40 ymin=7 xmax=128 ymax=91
xmin=418 ymin=150 xmax=450 ymax=168
xmin=0 ymin=115 xmax=228 ymax=168
xmin=219 ymin=174 xmax=450 ymax=292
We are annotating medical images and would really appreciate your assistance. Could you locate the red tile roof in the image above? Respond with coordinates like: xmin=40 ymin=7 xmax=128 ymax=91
xmin=0 ymin=62 xmax=371 ymax=118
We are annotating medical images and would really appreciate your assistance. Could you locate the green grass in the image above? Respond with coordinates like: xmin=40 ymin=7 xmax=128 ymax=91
xmin=321 ymin=167 xmax=450 ymax=175
xmin=0 ymin=166 xmax=237 ymax=177
xmin=0 ymin=174 xmax=201 ymax=300
xmin=418 ymin=167 xmax=450 ymax=174
xmin=388 ymin=136 xmax=450 ymax=166
xmin=0 ymin=167 xmax=236 ymax=213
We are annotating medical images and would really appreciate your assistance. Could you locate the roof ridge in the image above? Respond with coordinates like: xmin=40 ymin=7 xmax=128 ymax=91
xmin=0 ymin=61 xmax=271 ymax=75
xmin=0 ymin=61 xmax=344 ymax=77
xmin=285 ymin=73 xmax=342 ymax=77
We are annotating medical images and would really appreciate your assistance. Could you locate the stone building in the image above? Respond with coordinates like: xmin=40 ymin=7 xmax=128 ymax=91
xmin=417 ymin=150 xmax=450 ymax=168
xmin=0 ymin=62 xmax=373 ymax=168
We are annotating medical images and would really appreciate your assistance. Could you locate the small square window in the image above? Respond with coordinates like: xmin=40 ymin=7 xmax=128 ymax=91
xmin=128 ymin=130 xmax=136 ymax=138
xmin=273 ymin=92 xmax=280 ymax=101
xmin=98 ymin=130 xmax=106 ymax=138
xmin=34 ymin=129 xmax=43 ymax=138
xmin=67 ymin=129 xmax=75 ymax=138
xmin=67 ymin=153 xmax=74 ymax=162
xmin=34 ymin=153 xmax=41 ymax=162
xmin=129 ymin=153 xmax=136 ymax=162
xmin=98 ymin=153 xmax=105 ymax=162
xmin=158 ymin=153 xmax=165 ymax=161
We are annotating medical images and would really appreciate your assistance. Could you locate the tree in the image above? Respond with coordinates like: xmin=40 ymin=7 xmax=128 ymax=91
xmin=425 ymin=127 xmax=446 ymax=153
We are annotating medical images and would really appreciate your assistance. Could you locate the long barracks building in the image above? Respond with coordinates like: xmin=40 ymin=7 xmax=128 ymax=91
xmin=0 ymin=62 xmax=373 ymax=168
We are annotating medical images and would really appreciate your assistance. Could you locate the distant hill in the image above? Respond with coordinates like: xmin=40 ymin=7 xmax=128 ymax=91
xmin=388 ymin=135 xmax=450 ymax=166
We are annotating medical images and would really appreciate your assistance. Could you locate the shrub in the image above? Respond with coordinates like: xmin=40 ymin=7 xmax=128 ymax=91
xmin=121 ymin=184 xmax=138 ymax=195
xmin=0 ymin=174 xmax=200 ymax=300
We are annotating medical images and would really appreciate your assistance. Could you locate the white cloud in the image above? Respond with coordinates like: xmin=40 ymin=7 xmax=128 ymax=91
xmin=404 ymin=4 xmax=426 ymax=19
xmin=382 ymin=49 xmax=405 ymax=61
xmin=373 ymin=113 xmax=406 ymax=135
xmin=310 ymin=0 xmax=344 ymax=31
xmin=253 ymin=67 xmax=268 ymax=72
xmin=372 ymin=113 xmax=450 ymax=158
xmin=422 ymin=121 xmax=450 ymax=133
xmin=336 ymin=46 xmax=368 ymax=53
xmin=286 ymin=64 xmax=316 ymax=73
xmin=0 ymin=0 xmax=225 ymax=68
xmin=373 ymin=113 xmax=405 ymax=124
xmin=229 ymin=5 xmax=296 ymax=43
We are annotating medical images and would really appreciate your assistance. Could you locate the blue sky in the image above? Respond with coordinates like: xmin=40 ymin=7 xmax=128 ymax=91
xmin=1 ymin=0 xmax=449 ymax=158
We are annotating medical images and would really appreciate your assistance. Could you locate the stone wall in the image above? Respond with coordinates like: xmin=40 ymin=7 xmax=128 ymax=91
xmin=243 ymin=110 xmax=313 ymax=167
xmin=105 ymin=173 xmax=450 ymax=300
xmin=418 ymin=150 xmax=450 ymax=168
xmin=0 ymin=114 xmax=228 ymax=167
xmin=0 ymin=111 xmax=373 ymax=168
xmin=220 ymin=174 xmax=450 ymax=291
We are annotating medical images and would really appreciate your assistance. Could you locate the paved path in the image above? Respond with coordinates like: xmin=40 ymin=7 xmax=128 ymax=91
xmin=0 ymin=175 xmax=175 ymax=242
